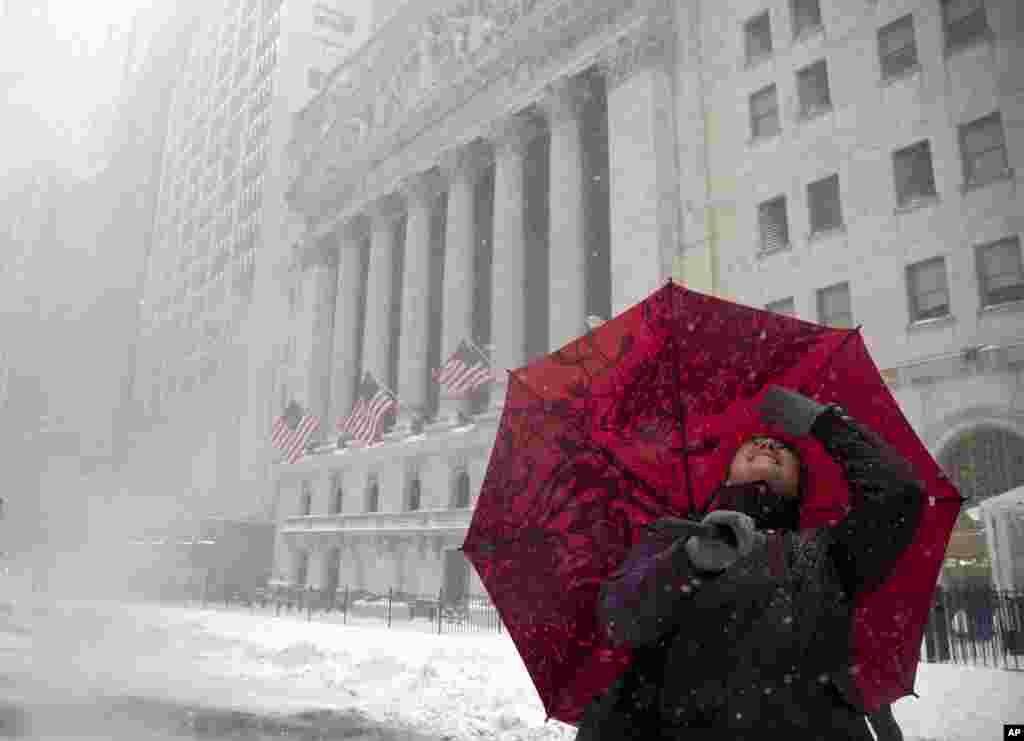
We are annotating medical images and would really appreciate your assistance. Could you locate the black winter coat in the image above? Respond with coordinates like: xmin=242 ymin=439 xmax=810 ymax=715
xmin=575 ymin=407 xmax=925 ymax=741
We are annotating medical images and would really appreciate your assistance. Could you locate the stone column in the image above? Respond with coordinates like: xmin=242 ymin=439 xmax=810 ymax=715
xmin=599 ymin=21 xmax=680 ymax=315
xmin=389 ymin=170 xmax=444 ymax=438
xmin=309 ymin=546 xmax=332 ymax=591
xmin=541 ymin=76 xmax=590 ymax=351
xmin=361 ymin=195 xmax=403 ymax=404
xmin=431 ymin=140 xmax=491 ymax=430
xmin=484 ymin=113 xmax=541 ymax=418
xmin=329 ymin=218 xmax=368 ymax=438
xmin=301 ymin=236 xmax=339 ymax=440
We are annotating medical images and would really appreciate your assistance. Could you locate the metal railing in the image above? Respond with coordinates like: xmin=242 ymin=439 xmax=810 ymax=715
xmin=168 ymin=580 xmax=504 ymax=636
xmin=921 ymin=586 xmax=1023 ymax=671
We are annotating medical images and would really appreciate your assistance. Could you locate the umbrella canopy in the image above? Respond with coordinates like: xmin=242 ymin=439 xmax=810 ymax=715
xmin=462 ymin=281 xmax=961 ymax=725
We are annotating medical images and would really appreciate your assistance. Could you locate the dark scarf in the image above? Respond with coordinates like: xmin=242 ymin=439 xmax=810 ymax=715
xmin=707 ymin=480 xmax=802 ymax=531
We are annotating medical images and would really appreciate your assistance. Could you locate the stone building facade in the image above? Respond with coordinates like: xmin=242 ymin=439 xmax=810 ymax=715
xmin=279 ymin=0 xmax=1023 ymax=598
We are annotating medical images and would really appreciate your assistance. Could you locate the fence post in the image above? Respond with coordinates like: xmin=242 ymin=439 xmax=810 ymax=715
xmin=437 ymin=586 xmax=444 ymax=635
xmin=387 ymin=587 xmax=392 ymax=629
xmin=307 ymin=587 xmax=313 ymax=622
xmin=343 ymin=584 xmax=349 ymax=625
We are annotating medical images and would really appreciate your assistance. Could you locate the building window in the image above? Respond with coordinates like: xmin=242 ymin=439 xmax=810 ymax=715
xmin=366 ymin=477 xmax=379 ymax=513
xmin=893 ymin=140 xmax=937 ymax=207
xmin=807 ymin=174 xmax=844 ymax=234
xmin=817 ymin=282 xmax=853 ymax=328
xmin=744 ymin=12 xmax=773 ymax=65
xmin=790 ymin=0 xmax=822 ymax=38
xmin=758 ymin=196 xmax=790 ymax=253
xmin=765 ymin=297 xmax=796 ymax=316
xmin=878 ymin=15 xmax=918 ymax=80
xmin=300 ymin=480 xmax=312 ymax=516
xmin=796 ymin=60 xmax=832 ymax=118
xmin=750 ymin=84 xmax=780 ymax=139
xmin=959 ymin=112 xmax=1009 ymax=188
xmin=976 ymin=237 xmax=1024 ymax=307
xmin=942 ymin=0 xmax=990 ymax=53
xmin=907 ymin=257 xmax=951 ymax=322
xmin=331 ymin=475 xmax=343 ymax=515
xmin=453 ymin=470 xmax=471 ymax=509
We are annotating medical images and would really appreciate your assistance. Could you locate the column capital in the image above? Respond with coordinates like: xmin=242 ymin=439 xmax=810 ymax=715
xmin=398 ymin=168 xmax=445 ymax=207
xmin=366 ymin=193 xmax=405 ymax=226
xmin=487 ymin=112 xmax=544 ymax=157
xmin=337 ymin=214 xmax=370 ymax=243
xmin=597 ymin=24 xmax=672 ymax=90
xmin=296 ymin=234 xmax=339 ymax=271
xmin=438 ymin=139 xmax=492 ymax=184
xmin=539 ymin=75 xmax=591 ymax=126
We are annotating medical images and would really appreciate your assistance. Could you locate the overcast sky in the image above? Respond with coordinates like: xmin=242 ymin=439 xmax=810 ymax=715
xmin=2 ymin=0 xmax=149 ymax=172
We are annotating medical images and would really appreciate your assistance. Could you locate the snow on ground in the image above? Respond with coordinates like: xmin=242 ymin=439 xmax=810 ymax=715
xmin=23 ymin=599 xmax=1024 ymax=740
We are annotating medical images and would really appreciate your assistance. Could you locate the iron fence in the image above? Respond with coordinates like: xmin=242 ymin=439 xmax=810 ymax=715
xmin=921 ymin=586 xmax=1023 ymax=671
xmin=166 ymin=581 xmax=1023 ymax=670
xmin=172 ymin=580 xmax=505 ymax=636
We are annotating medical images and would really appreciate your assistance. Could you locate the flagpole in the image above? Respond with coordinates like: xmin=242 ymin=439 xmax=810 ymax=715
xmin=464 ymin=337 xmax=493 ymax=366
xmin=342 ymin=376 xmax=429 ymax=429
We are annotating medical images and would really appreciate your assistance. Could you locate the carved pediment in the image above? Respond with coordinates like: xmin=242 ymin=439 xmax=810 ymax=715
xmin=289 ymin=0 xmax=663 ymax=220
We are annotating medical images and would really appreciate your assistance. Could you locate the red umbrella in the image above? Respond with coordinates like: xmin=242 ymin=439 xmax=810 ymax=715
xmin=462 ymin=280 xmax=962 ymax=725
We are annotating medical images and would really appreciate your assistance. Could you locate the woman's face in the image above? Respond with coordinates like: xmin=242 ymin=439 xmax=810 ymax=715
xmin=727 ymin=436 xmax=801 ymax=498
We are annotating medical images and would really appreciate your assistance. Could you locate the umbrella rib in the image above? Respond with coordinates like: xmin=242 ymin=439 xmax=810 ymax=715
xmin=797 ymin=324 xmax=863 ymax=397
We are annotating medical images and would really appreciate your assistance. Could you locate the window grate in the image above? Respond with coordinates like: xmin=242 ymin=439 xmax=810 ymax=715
xmin=758 ymin=197 xmax=790 ymax=252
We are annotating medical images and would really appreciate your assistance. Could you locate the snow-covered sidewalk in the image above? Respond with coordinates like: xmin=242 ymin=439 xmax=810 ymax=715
xmin=27 ymin=600 xmax=1024 ymax=740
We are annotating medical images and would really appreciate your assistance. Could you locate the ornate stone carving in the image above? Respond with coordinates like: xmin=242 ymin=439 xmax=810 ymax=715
xmin=294 ymin=0 xmax=659 ymax=226
xmin=597 ymin=22 xmax=672 ymax=90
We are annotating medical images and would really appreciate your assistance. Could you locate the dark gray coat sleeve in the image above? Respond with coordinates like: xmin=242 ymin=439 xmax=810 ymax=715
xmin=810 ymin=406 xmax=926 ymax=596
xmin=596 ymin=532 xmax=710 ymax=648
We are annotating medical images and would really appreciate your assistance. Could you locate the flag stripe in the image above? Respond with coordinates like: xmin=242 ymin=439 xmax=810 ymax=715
xmin=270 ymin=409 xmax=320 ymax=464
xmin=434 ymin=340 xmax=496 ymax=398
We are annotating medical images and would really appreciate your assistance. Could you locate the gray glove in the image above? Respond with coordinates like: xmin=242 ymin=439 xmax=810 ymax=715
xmin=684 ymin=510 xmax=763 ymax=572
xmin=756 ymin=385 xmax=830 ymax=438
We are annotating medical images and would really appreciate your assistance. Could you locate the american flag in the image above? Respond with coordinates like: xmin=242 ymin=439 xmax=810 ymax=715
xmin=432 ymin=340 xmax=495 ymax=397
xmin=337 ymin=372 xmax=397 ymax=446
xmin=271 ymin=400 xmax=320 ymax=464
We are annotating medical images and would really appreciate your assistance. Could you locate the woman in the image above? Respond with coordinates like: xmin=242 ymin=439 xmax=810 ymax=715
xmin=576 ymin=386 xmax=922 ymax=741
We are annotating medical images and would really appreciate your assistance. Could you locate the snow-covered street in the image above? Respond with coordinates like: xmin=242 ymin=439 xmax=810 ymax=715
xmin=2 ymin=596 xmax=1022 ymax=740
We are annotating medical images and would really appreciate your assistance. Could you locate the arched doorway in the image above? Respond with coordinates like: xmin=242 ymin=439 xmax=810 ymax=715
xmin=938 ymin=425 xmax=1024 ymax=585
xmin=939 ymin=425 xmax=1024 ymax=504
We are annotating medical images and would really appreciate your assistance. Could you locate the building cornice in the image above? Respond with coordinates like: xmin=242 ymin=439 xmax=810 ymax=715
xmin=287 ymin=0 xmax=670 ymax=230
